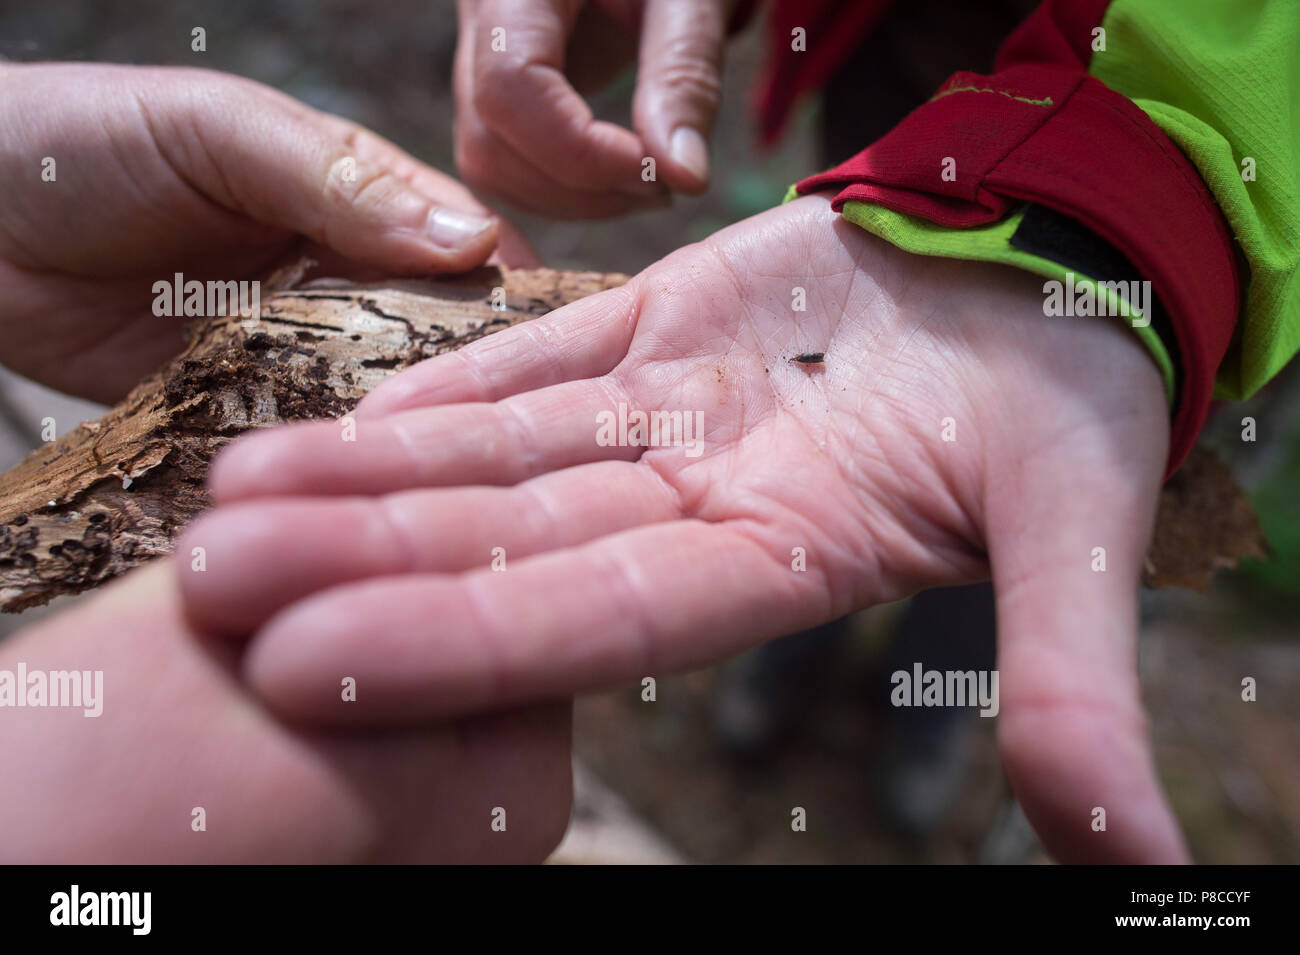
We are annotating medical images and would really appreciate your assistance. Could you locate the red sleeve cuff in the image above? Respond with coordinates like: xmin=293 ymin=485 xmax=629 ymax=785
xmin=795 ymin=64 xmax=1241 ymax=479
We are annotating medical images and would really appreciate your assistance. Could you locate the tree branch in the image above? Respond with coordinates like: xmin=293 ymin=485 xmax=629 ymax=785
xmin=0 ymin=266 xmax=625 ymax=611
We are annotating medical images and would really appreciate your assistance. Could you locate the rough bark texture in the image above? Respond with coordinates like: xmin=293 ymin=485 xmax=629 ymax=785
xmin=0 ymin=264 xmax=1269 ymax=612
xmin=0 ymin=265 xmax=625 ymax=612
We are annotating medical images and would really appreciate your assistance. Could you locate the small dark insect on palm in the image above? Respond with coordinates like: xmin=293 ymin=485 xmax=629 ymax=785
xmin=790 ymin=352 xmax=825 ymax=365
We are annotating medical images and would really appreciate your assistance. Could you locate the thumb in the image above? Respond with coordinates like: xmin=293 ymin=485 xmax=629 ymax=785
xmin=985 ymin=416 xmax=1188 ymax=863
xmin=633 ymin=0 xmax=726 ymax=194
xmin=165 ymin=73 xmax=499 ymax=273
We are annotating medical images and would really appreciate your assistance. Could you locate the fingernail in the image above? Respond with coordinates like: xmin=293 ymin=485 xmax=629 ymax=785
xmin=670 ymin=126 xmax=710 ymax=185
xmin=428 ymin=207 xmax=494 ymax=249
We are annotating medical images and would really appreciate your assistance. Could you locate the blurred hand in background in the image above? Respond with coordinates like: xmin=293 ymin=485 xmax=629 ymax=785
xmin=453 ymin=0 xmax=732 ymax=217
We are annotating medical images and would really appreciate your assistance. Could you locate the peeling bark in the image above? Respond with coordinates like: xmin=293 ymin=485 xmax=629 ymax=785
xmin=0 ymin=264 xmax=1269 ymax=612
xmin=0 ymin=266 xmax=625 ymax=611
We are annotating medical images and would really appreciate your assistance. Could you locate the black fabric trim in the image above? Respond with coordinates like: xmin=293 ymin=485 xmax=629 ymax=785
xmin=1010 ymin=204 xmax=1182 ymax=405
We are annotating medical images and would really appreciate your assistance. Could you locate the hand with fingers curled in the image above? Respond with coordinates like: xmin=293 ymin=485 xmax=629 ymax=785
xmin=182 ymin=192 xmax=1188 ymax=864
xmin=0 ymin=61 xmax=534 ymax=402
xmin=453 ymin=0 xmax=734 ymax=217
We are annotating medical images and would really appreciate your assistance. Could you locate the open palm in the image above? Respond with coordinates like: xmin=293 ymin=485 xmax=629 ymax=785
xmin=184 ymin=194 xmax=1184 ymax=862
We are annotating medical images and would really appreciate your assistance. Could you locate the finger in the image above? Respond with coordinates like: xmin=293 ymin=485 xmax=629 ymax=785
xmin=633 ymin=0 xmax=726 ymax=194
xmin=469 ymin=0 xmax=664 ymax=199
xmin=456 ymin=116 xmax=669 ymax=219
xmin=157 ymin=71 xmax=500 ymax=273
xmin=454 ymin=43 xmax=668 ymax=220
xmin=358 ymin=282 xmax=638 ymax=418
xmin=244 ymin=518 xmax=827 ymax=725
xmin=209 ymin=377 xmax=637 ymax=502
xmin=180 ymin=460 xmax=680 ymax=636
xmin=987 ymin=427 xmax=1188 ymax=863
xmin=376 ymin=157 xmax=541 ymax=267
xmin=453 ymin=6 xmax=666 ymax=218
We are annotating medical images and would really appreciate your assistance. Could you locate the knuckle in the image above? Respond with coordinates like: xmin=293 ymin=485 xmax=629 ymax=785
xmin=324 ymin=156 xmax=388 ymax=209
xmin=654 ymin=58 xmax=722 ymax=109
xmin=322 ymin=126 xmax=403 ymax=214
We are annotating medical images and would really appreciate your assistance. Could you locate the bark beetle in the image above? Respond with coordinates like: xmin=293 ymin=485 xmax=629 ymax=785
xmin=0 ymin=265 xmax=1268 ymax=611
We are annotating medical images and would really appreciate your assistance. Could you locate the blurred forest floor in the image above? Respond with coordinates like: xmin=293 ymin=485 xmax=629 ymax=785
xmin=2 ymin=0 xmax=1297 ymax=863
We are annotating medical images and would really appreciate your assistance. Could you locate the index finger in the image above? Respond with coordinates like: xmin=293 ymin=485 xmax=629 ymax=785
xmin=468 ymin=0 xmax=664 ymax=197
